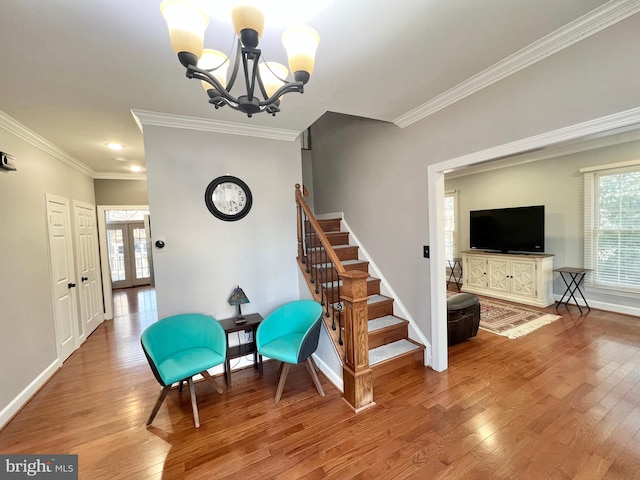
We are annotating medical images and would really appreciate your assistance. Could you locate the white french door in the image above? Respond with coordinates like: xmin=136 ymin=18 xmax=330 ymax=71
xmin=107 ymin=222 xmax=151 ymax=289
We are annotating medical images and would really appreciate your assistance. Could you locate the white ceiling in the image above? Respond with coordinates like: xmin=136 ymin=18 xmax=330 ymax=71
xmin=1 ymin=0 xmax=630 ymax=177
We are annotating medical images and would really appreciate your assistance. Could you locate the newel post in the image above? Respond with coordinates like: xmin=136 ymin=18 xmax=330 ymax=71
xmin=295 ymin=184 xmax=304 ymax=262
xmin=341 ymin=270 xmax=374 ymax=411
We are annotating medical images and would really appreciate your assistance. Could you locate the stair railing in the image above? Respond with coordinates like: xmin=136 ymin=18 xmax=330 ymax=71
xmin=295 ymin=184 xmax=374 ymax=412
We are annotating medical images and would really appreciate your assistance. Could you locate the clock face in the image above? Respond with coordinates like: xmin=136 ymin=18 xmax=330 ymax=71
xmin=204 ymin=176 xmax=252 ymax=221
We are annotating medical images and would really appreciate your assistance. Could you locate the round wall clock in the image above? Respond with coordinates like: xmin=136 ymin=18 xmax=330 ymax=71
xmin=204 ymin=175 xmax=253 ymax=221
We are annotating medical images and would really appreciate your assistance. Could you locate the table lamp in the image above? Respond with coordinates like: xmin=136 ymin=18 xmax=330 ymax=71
xmin=228 ymin=286 xmax=249 ymax=325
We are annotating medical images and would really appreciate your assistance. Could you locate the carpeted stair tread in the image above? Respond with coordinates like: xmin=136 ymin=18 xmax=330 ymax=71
xmin=369 ymin=339 xmax=421 ymax=366
xmin=368 ymin=315 xmax=405 ymax=332
xmin=368 ymin=294 xmax=391 ymax=305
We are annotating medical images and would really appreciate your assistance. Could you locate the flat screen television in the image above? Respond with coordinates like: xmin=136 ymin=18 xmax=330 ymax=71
xmin=469 ymin=205 xmax=545 ymax=253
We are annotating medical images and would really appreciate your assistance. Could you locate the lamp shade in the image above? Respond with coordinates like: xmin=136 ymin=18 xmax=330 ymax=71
xmin=198 ymin=49 xmax=230 ymax=90
xmin=282 ymin=26 xmax=320 ymax=79
xmin=228 ymin=286 xmax=250 ymax=306
xmin=231 ymin=4 xmax=265 ymax=47
xmin=258 ymin=62 xmax=289 ymax=98
xmin=160 ymin=0 xmax=209 ymax=58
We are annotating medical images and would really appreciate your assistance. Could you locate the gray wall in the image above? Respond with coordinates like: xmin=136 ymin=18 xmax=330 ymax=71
xmin=310 ymin=14 xmax=640 ymax=343
xmin=0 ymin=123 xmax=95 ymax=420
xmin=445 ymin=138 xmax=640 ymax=312
xmin=141 ymin=125 xmax=304 ymax=321
xmin=94 ymin=179 xmax=148 ymax=205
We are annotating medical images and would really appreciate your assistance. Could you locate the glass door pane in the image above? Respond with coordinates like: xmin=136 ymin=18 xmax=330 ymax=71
xmin=131 ymin=225 xmax=151 ymax=284
xmin=106 ymin=226 xmax=130 ymax=288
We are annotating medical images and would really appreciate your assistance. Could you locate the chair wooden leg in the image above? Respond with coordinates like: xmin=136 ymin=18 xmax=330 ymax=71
xmin=305 ymin=357 xmax=325 ymax=398
xmin=187 ymin=377 xmax=200 ymax=428
xmin=146 ymin=385 xmax=171 ymax=426
xmin=201 ymin=370 xmax=224 ymax=394
xmin=274 ymin=363 xmax=291 ymax=404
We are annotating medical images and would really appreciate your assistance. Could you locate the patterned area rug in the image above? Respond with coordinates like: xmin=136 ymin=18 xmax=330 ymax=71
xmin=479 ymin=298 xmax=561 ymax=339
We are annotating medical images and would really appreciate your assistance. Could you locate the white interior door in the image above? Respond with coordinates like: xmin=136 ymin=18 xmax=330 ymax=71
xmin=46 ymin=194 xmax=79 ymax=363
xmin=73 ymin=201 xmax=104 ymax=340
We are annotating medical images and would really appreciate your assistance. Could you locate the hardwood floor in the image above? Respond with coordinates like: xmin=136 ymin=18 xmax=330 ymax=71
xmin=2 ymin=286 xmax=640 ymax=479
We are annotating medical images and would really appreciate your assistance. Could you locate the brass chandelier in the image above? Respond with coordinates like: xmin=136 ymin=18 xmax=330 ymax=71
xmin=160 ymin=0 xmax=320 ymax=117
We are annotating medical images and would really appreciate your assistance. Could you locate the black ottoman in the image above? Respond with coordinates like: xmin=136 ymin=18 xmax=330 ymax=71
xmin=447 ymin=293 xmax=481 ymax=346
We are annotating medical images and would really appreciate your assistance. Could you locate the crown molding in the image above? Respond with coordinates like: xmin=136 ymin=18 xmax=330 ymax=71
xmin=0 ymin=111 xmax=96 ymax=177
xmin=131 ymin=109 xmax=301 ymax=142
xmin=432 ymin=106 xmax=640 ymax=175
xmin=93 ymin=172 xmax=148 ymax=181
xmin=394 ymin=0 xmax=640 ymax=129
xmin=446 ymin=121 xmax=640 ymax=179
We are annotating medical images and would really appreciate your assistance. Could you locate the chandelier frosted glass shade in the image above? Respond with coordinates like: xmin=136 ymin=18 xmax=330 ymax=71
xmin=159 ymin=0 xmax=320 ymax=117
xmin=198 ymin=49 xmax=230 ymax=90
xmin=282 ymin=25 xmax=320 ymax=82
xmin=258 ymin=62 xmax=289 ymax=98
xmin=231 ymin=4 xmax=265 ymax=48
xmin=160 ymin=0 xmax=209 ymax=59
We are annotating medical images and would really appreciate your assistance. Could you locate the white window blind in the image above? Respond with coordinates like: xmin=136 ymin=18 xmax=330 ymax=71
xmin=583 ymin=165 xmax=640 ymax=293
xmin=444 ymin=191 xmax=459 ymax=261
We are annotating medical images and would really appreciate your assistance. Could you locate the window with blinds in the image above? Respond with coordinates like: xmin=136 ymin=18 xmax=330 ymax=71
xmin=583 ymin=165 xmax=640 ymax=293
xmin=444 ymin=191 xmax=459 ymax=261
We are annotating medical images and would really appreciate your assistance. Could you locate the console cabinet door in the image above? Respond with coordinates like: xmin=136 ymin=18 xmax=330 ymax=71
xmin=488 ymin=258 xmax=510 ymax=293
xmin=460 ymin=251 xmax=554 ymax=307
xmin=510 ymin=260 xmax=536 ymax=298
xmin=465 ymin=255 xmax=487 ymax=288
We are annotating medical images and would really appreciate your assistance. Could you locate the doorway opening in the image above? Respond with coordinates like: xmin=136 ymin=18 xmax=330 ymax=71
xmin=428 ymin=108 xmax=640 ymax=373
xmin=105 ymin=209 xmax=152 ymax=289
xmin=97 ymin=205 xmax=155 ymax=320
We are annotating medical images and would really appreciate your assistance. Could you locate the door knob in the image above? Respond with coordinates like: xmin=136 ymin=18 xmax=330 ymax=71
xmin=81 ymin=277 xmax=88 ymax=282
xmin=68 ymin=282 xmax=76 ymax=289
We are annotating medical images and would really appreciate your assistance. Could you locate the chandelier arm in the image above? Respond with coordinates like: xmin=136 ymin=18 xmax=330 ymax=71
xmin=256 ymin=73 xmax=270 ymax=100
xmin=208 ymin=96 xmax=241 ymax=111
xmin=258 ymin=82 xmax=305 ymax=107
xmin=225 ymin=38 xmax=243 ymax=93
xmin=188 ymin=66 xmax=241 ymax=106
xmin=210 ymin=94 xmax=278 ymax=116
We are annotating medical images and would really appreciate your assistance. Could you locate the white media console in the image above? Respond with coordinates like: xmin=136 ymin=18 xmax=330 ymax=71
xmin=461 ymin=250 xmax=555 ymax=307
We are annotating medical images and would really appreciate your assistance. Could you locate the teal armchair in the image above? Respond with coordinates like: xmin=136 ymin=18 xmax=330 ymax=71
xmin=141 ymin=313 xmax=226 ymax=428
xmin=257 ymin=300 xmax=325 ymax=403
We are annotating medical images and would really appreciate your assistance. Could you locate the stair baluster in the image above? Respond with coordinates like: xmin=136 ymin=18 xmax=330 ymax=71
xmin=336 ymin=276 xmax=343 ymax=346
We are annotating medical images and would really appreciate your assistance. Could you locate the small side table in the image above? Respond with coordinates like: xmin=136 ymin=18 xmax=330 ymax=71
xmin=447 ymin=258 xmax=463 ymax=291
xmin=218 ymin=313 xmax=264 ymax=387
xmin=553 ymin=267 xmax=591 ymax=314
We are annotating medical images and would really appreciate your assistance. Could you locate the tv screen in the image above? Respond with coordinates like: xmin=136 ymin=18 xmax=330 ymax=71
xmin=470 ymin=205 xmax=545 ymax=253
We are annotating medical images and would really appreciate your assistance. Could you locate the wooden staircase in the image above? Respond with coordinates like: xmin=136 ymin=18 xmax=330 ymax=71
xmin=304 ymin=217 xmax=425 ymax=382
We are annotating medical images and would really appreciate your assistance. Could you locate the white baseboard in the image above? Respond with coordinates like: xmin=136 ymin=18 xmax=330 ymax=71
xmin=0 ymin=359 xmax=60 ymax=430
xmin=312 ymin=352 xmax=343 ymax=392
xmin=554 ymin=295 xmax=640 ymax=317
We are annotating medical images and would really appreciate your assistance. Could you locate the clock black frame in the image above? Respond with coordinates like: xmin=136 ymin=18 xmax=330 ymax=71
xmin=204 ymin=175 xmax=253 ymax=222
